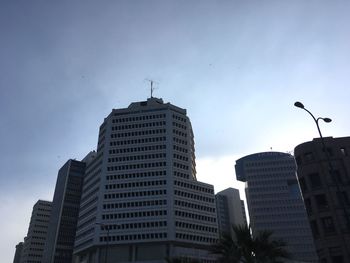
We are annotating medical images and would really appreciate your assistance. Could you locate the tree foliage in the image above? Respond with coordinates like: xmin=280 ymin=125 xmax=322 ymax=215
xmin=211 ymin=224 xmax=290 ymax=263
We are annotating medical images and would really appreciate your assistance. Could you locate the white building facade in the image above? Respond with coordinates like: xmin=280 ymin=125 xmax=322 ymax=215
xmin=21 ymin=200 xmax=52 ymax=263
xmin=74 ymin=98 xmax=218 ymax=263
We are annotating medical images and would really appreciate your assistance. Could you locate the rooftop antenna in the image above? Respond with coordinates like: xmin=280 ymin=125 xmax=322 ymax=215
xmin=145 ymin=79 xmax=158 ymax=98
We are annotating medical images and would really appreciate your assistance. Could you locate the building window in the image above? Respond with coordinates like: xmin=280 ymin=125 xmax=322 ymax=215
xmin=296 ymin=156 xmax=302 ymax=165
xmin=326 ymin=147 xmax=334 ymax=156
xmin=309 ymin=173 xmax=322 ymax=189
xmin=315 ymin=194 xmax=328 ymax=211
xmin=304 ymin=152 xmax=314 ymax=162
xmin=321 ymin=216 xmax=336 ymax=234
xmin=337 ymin=191 xmax=350 ymax=206
xmin=332 ymin=170 xmax=343 ymax=184
xmin=340 ymin=148 xmax=347 ymax=156
xmin=332 ymin=256 xmax=343 ymax=263
xmin=310 ymin=220 xmax=319 ymax=239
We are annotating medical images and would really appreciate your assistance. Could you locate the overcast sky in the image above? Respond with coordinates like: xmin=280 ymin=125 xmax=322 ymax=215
xmin=1 ymin=1 xmax=350 ymax=261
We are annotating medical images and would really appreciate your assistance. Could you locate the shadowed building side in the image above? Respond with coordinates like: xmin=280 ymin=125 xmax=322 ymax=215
xmin=13 ymin=242 xmax=23 ymax=263
xmin=235 ymin=151 xmax=318 ymax=262
xmin=295 ymin=136 xmax=350 ymax=263
xmin=43 ymin=158 xmax=89 ymax=263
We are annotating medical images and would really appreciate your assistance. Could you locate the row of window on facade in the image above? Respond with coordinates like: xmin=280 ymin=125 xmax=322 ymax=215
xmin=107 ymin=153 xmax=167 ymax=163
xmin=102 ymin=209 xmax=167 ymax=220
xmin=105 ymin=179 xmax=167 ymax=190
xmin=107 ymin=162 xmax=167 ymax=171
xmin=104 ymin=189 xmax=167 ymax=200
xmin=110 ymin=129 xmax=166 ymax=139
xmin=109 ymin=136 xmax=166 ymax=146
xmin=111 ymin=121 xmax=166 ymax=131
xmin=112 ymin=113 xmax=166 ymax=123
xmin=109 ymin=144 xmax=166 ymax=154
xmin=106 ymin=170 xmax=166 ymax=180
xmin=103 ymin=199 xmax=167 ymax=210
xmin=299 ymin=171 xmax=348 ymax=192
xmin=296 ymin=147 xmax=348 ymax=165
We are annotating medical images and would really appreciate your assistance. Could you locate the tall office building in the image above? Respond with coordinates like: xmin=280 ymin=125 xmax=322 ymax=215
xmin=21 ymin=200 xmax=52 ymax=263
xmin=215 ymin=188 xmax=246 ymax=237
xmin=74 ymin=97 xmax=218 ymax=263
xmin=13 ymin=242 xmax=24 ymax=263
xmin=235 ymin=152 xmax=318 ymax=262
xmin=43 ymin=158 xmax=88 ymax=263
xmin=295 ymin=137 xmax=350 ymax=263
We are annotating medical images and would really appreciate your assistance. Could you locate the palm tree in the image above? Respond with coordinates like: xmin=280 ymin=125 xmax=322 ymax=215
xmin=211 ymin=224 xmax=290 ymax=263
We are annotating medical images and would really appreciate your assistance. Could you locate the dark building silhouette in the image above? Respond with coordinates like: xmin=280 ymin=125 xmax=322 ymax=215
xmin=13 ymin=242 xmax=23 ymax=263
xmin=235 ymin=152 xmax=318 ymax=262
xmin=43 ymin=158 xmax=88 ymax=263
xmin=295 ymin=136 xmax=350 ymax=263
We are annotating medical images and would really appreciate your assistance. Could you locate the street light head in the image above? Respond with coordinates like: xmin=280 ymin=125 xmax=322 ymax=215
xmin=323 ymin=118 xmax=332 ymax=123
xmin=294 ymin=101 xmax=304 ymax=109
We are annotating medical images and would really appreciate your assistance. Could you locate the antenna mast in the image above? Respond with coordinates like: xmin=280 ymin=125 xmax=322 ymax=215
xmin=145 ymin=79 xmax=158 ymax=98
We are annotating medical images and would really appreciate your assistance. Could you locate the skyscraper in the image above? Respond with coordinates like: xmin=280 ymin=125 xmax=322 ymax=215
xmin=73 ymin=97 xmax=218 ymax=263
xmin=43 ymin=158 xmax=88 ymax=263
xmin=295 ymin=136 xmax=350 ymax=263
xmin=215 ymin=188 xmax=246 ymax=237
xmin=21 ymin=200 xmax=52 ymax=263
xmin=235 ymin=152 xmax=318 ymax=262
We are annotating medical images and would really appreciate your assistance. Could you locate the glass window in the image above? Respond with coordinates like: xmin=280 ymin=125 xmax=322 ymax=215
xmin=315 ymin=194 xmax=329 ymax=211
xmin=309 ymin=173 xmax=322 ymax=188
xmin=310 ymin=220 xmax=320 ymax=238
xmin=340 ymin=148 xmax=347 ymax=156
xmin=321 ymin=216 xmax=336 ymax=233
xmin=304 ymin=152 xmax=314 ymax=161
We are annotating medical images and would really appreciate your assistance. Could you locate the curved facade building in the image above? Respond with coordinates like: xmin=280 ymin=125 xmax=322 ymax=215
xmin=235 ymin=152 xmax=318 ymax=262
xmin=295 ymin=137 xmax=350 ymax=263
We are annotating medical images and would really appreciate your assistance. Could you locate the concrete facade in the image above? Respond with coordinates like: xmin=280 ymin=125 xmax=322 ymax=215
xmin=295 ymin=137 xmax=350 ymax=263
xmin=215 ymin=188 xmax=246 ymax=238
xmin=73 ymin=98 xmax=218 ymax=263
xmin=235 ymin=152 xmax=318 ymax=262
xmin=43 ymin=159 xmax=87 ymax=263
xmin=21 ymin=200 xmax=52 ymax=263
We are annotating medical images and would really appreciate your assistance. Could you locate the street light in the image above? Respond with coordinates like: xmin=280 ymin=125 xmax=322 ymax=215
xmin=294 ymin=101 xmax=350 ymax=229
xmin=96 ymin=222 xmax=110 ymax=263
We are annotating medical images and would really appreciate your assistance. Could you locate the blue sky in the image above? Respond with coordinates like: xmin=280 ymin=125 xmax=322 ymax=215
xmin=1 ymin=1 xmax=350 ymax=261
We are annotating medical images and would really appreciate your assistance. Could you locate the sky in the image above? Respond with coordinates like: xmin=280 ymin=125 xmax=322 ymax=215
xmin=1 ymin=0 xmax=350 ymax=261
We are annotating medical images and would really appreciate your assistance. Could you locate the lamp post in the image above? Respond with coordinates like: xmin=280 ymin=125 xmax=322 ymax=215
xmin=294 ymin=101 xmax=350 ymax=229
xmin=96 ymin=222 xmax=109 ymax=263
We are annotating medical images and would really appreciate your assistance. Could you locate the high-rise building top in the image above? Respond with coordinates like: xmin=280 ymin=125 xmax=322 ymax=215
xmin=295 ymin=136 xmax=350 ymax=263
xmin=21 ymin=200 xmax=52 ymax=263
xmin=215 ymin=188 xmax=246 ymax=238
xmin=43 ymin=159 xmax=86 ymax=263
xmin=235 ymin=151 xmax=318 ymax=262
xmin=74 ymin=98 xmax=218 ymax=262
